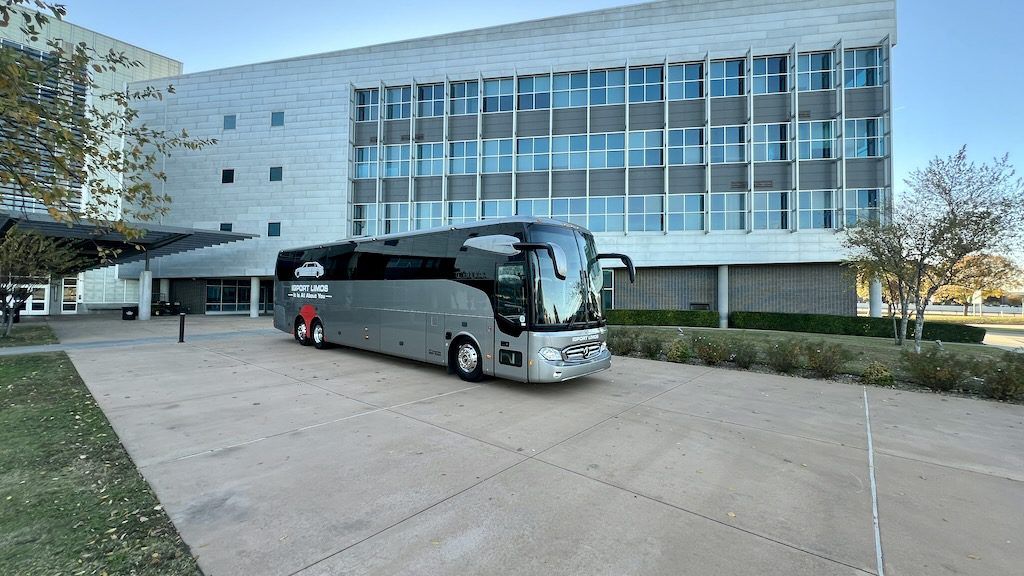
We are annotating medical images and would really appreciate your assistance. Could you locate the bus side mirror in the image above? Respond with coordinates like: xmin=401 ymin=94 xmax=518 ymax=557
xmin=512 ymin=242 xmax=568 ymax=280
xmin=598 ymin=253 xmax=636 ymax=283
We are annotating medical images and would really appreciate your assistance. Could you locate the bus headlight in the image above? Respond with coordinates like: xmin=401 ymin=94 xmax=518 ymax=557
xmin=538 ymin=347 xmax=563 ymax=362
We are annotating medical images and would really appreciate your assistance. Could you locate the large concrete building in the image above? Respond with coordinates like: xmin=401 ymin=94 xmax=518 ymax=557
xmin=134 ymin=0 xmax=895 ymax=318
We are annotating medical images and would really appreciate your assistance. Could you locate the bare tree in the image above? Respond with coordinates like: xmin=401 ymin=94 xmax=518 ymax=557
xmin=934 ymin=254 xmax=1022 ymax=315
xmin=0 ymin=226 xmax=87 ymax=337
xmin=845 ymin=146 xmax=1023 ymax=352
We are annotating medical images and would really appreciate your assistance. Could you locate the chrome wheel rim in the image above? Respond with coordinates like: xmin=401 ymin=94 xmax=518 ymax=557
xmin=296 ymin=322 xmax=307 ymax=341
xmin=457 ymin=343 xmax=478 ymax=373
xmin=313 ymin=323 xmax=324 ymax=344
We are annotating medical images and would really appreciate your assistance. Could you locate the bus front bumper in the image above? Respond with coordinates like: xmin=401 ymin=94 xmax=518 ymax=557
xmin=530 ymin=349 xmax=612 ymax=383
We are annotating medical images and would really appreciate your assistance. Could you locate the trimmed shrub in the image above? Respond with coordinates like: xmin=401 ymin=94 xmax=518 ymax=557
xmin=730 ymin=342 xmax=758 ymax=369
xmin=980 ymin=352 xmax=1024 ymax=401
xmin=666 ymin=339 xmax=691 ymax=363
xmin=802 ymin=341 xmax=854 ymax=379
xmin=607 ymin=330 xmax=639 ymax=356
xmin=861 ymin=361 xmax=895 ymax=387
xmin=638 ymin=334 xmax=665 ymax=359
xmin=900 ymin=346 xmax=974 ymax=392
xmin=729 ymin=311 xmax=986 ymax=344
xmin=691 ymin=335 xmax=730 ymax=365
xmin=607 ymin=309 xmax=719 ymax=328
xmin=764 ymin=339 xmax=803 ymax=373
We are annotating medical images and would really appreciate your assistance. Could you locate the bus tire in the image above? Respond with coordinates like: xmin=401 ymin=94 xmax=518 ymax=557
xmin=311 ymin=319 xmax=329 ymax=350
xmin=294 ymin=317 xmax=311 ymax=346
xmin=451 ymin=338 xmax=483 ymax=382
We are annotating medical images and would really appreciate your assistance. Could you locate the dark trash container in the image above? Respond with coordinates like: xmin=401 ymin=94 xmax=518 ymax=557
xmin=122 ymin=306 xmax=139 ymax=320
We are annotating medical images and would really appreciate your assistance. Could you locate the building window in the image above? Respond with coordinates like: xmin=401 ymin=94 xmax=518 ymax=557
xmin=223 ymin=114 xmax=236 ymax=130
xmin=355 ymin=88 xmax=379 ymax=121
xmin=589 ymin=68 xmax=626 ymax=105
xmin=845 ymin=118 xmax=885 ymax=158
xmin=382 ymin=202 xmax=409 ymax=234
xmin=667 ymin=194 xmax=704 ymax=231
xmin=753 ymin=191 xmax=790 ymax=230
xmin=588 ymin=132 xmax=626 ymax=169
xmin=845 ymin=189 xmax=882 ymax=226
xmin=413 ymin=202 xmax=442 ymax=229
xmin=668 ymin=63 xmax=703 ymax=100
xmin=483 ymin=78 xmax=514 ymax=113
xmin=448 ymin=141 xmax=478 ymax=174
xmin=271 ymin=111 xmax=284 ymax=127
xmin=354 ymin=146 xmax=378 ymax=179
xmin=627 ymin=195 xmax=664 ymax=232
xmin=383 ymin=144 xmax=411 ymax=177
xmin=628 ymin=65 xmax=663 ymax=102
xmin=447 ymin=200 xmax=477 ymax=224
xmin=844 ymin=47 xmax=883 ymax=88
xmin=710 ymin=59 xmax=745 ymax=97
xmin=753 ymin=56 xmax=788 ymax=94
xmin=601 ymin=269 xmax=614 ymax=310
xmin=587 ymin=196 xmax=625 ymax=232
xmin=267 ymin=222 xmax=281 ymax=237
xmin=516 ymin=198 xmax=549 ymax=217
xmin=551 ymin=135 xmax=587 ymax=170
xmin=710 ymin=126 xmax=746 ymax=163
xmin=482 ymin=199 xmax=513 ymax=220
xmin=221 ymin=169 xmax=235 ymax=184
xmin=416 ymin=83 xmax=444 ymax=117
xmin=385 ymin=86 xmax=412 ymax=119
xmin=206 ymin=279 xmax=251 ymax=313
xmin=628 ymin=130 xmax=663 ymax=167
xmin=219 ymin=222 xmax=232 ymax=232
xmin=481 ymin=138 xmax=513 ymax=173
xmin=517 ymin=75 xmax=550 ymax=110
xmin=553 ymin=72 xmax=587 ymax=108
xmin=352 ymin=203 xmax=377 ymax=237
xmin=711 ymin=192 xmax=746 ymax=230
xmin=798 ymin=120 xmax=836 ymax=159
xmin=551 ymin=197 xmax=587 ymax=227
xmin=753 ymin=123 xmax=790 ymax=161
xmin=516 ymin=137 xmax=550 ymax=172
xmin=449 ymin=80 xmax=478 ymax=115
xmin=416 ymin=143 xmax=444 ymax=176
xmin=269 ymin=166 xmax=283 ymax=181
xmin=799 ymin=190 xmax=836 ymax=229
xmin=668 ymin=128 xmax=704 ymax=165
xmin=798 ymin=52 xmax=833 ymax=91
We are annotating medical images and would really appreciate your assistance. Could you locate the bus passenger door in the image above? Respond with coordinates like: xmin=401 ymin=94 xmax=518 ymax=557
xmin=493 ymin=262 xmax=530 ymax=382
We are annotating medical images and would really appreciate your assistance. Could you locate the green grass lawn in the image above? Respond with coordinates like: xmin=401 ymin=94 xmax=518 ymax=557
xmin=0 ymin=352 xmax=200 ymax=575
xmin=921 ymin=314 xmax=1024 ymax=326
xmin=612 ymin=325 xmax=1005 ymax=378
xmin=0 ymin=323 xmax=59 ymax=348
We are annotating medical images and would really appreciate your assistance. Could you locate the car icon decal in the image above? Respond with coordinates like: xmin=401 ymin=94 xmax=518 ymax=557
xmin=294 ymin=261 xmax=325 ymax=279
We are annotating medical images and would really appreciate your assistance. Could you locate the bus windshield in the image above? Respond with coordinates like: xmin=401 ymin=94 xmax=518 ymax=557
xmin=527 ymin=224 xmax=604 ymax=330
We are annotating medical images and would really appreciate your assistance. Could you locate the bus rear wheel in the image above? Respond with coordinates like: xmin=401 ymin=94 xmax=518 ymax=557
xmin=311 ymin=319 xmax=329 ymax=350
xmin=294 ymin=318 xmax=311 ymax=346
xmin=452 ymin=339 xmax=483 ymax=382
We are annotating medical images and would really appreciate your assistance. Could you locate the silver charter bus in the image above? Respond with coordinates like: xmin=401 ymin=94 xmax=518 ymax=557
xmin=273 ymin=218 xmax=634 ymax=383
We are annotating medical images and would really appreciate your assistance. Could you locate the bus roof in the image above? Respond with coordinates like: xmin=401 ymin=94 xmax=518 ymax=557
xmin=279 ymin=217 xmax=585 ymax=254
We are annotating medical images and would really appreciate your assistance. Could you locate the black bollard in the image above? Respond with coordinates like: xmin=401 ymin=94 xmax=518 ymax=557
xmin=178 ymin=312 xmax=186 ymax=343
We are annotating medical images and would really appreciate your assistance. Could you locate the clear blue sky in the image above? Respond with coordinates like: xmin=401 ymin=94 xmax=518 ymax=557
xmin=63 ymin=0 xmax=1023 ymax=188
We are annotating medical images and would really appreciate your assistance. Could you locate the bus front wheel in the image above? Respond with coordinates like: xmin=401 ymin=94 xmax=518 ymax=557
xmin=451 ymin=339 xmax=483 ymax=382
xmin=294 ymin=318 xmax=311 ymax=346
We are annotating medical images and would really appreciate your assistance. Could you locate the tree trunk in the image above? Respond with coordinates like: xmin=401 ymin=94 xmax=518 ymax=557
xmin=891 ymin=315 xmax=899 ymax=345
xmin=914 ymin=307 xmax=927 ymax=354
xmin=963 ymin=302 xmax=969 ymax=316
xmin=2 ymin=312 xmax=12 ymax=338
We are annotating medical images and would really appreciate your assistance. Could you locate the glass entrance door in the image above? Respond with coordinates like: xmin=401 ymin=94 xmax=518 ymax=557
xmin=23 ymin=285 xmax=49 ymax=316
xmin=61 ymin=277 xmax=79 ymax=314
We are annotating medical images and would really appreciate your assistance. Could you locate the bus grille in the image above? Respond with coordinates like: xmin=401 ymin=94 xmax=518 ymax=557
xmin=563 ymin=342 xmax=602 ymax=361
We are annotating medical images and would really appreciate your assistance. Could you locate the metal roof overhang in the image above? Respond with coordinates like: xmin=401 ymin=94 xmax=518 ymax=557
xmin=0 ymin=210 xmax=257 ymax=271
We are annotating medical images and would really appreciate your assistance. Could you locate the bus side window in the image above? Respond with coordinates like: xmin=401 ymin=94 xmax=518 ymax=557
xmin=495 ymin=262 xmax=527 ymax=321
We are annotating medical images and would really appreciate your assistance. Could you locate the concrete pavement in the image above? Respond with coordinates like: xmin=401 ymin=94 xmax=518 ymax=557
xmin=42 ymin=315 xmax=1024 ymax=576
xmin=978 ymin=324 xmax=1024 ymax=351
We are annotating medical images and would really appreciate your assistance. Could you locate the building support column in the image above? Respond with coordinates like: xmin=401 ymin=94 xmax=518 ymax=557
xmin=249 ymin=277 xmax=260 ymax=318
xmin=717 ymin=265 xmax=729 ymax=329
xmin=138 ymin=271 xmax=152 ymax=320
xmin=159 ymin=278 xmax=170 ymax=302
xmin=869 ymin=278 xmax=883 ymax=318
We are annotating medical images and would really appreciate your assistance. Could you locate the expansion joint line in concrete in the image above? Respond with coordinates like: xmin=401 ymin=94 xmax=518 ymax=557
xmin=863 ymin=387 xmax=886 ymax=576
